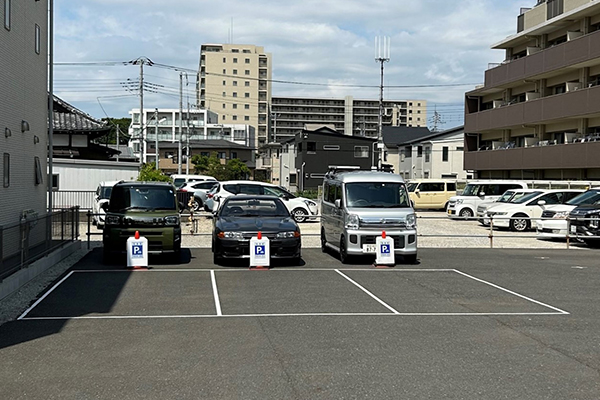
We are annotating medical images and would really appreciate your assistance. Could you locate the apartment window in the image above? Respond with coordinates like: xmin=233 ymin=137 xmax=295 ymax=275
xmin=231 ymin=152 xmax=237 ymax=159
xmin=4 ymin=0 xmax=10 ymax=31
xmin=223 ymin=57 xmax=226 ymax=63
xmin=232 ymin=104 xmax=237 ymax=109
xmin=243 ymin=49 xmax=250 ymax=53
xmin=245 ymin=70 xmax=250 ymax=75
xmin=245 ymin=93 xmax=250 ymax=98
xmin=354 ymin=146 xmax=369 ymax=158
xmin=232 ymin=92 xmax=237 ymax=97
xmin=222 ymin=104 xmax=226 ymax=109
xmin=233 ymin=115 xmax=237 ymax=121
xmin=245 ymin=81 xmax=250 ymax=87
xmin=307 ymin=142 xmax=316 ymax=153
xmin=222 ymin=92 xmax=226 ymax=97
xmin=233 ymin=69 xmax=238 ymax=75
xmin=3 ymin=153 xmax=9 ymax=187
xmin=223 ymin=80 xmax=226 ymax=86
xmin=222 ymin=69 xmax=226 ymax=74
xmin=200 ymin=152 xmax=210 ymax=157
xmin=245 ymin=58 xmax=250 ymax=64
xmin=233 ymin=58 xmax=238 ymax=63
xmin=233 ymin=81 xmax=237 ymax=86
xmin=553 ymin=84 xmax=566 ymax=95
xmin=417 ymin=146 xmax=423 ymax=157
xmin=404 ymin=146 xmax=412 ymax=158
xmin=232 ymin=49 xmax=239 ymax=53
xmin=425 ymin=147 xmax=430 ymax=162
xmin=442 ymin=146 xmax=449 ymax=162
xmin=245 ymin=104 xmax=250 ymax=110
xmin=217 ymin=152 xmax=227 ymax=159
xmin=52 ymin=174 xmax=59 ymax=191
xmin=244 ymin=116 xmax=250 ymax=121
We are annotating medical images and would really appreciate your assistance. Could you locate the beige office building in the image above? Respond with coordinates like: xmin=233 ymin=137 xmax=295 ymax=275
xmin=198 ymin=44 xmax=272 ymax=149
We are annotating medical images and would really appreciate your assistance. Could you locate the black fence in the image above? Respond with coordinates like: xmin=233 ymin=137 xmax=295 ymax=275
xmin=0 ymin=207 xmax=80 ymax=281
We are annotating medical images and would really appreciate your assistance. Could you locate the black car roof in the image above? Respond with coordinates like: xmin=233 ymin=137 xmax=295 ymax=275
xmin=223 ymin=194 xmax=280 ymax=201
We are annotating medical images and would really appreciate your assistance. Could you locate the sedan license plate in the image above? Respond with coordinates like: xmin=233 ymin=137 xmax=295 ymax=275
xmin=570 ymin=225 xmax=576 ymax=234
xmin=362 ymin=244 xmax=377 ymax=253
xmin=447 ymin=210 xmax=455 ymax=215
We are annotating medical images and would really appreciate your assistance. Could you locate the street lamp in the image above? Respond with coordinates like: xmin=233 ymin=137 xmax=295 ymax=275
xmin=151 ymin=108 xmax=167 ymax=170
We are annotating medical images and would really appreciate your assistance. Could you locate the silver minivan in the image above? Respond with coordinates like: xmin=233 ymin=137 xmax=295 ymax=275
xmin=320 ymin=167 xmax=417 ymax=264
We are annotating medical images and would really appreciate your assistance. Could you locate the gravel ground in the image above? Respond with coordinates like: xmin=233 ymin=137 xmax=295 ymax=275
xmin=1 ymin=210 xmax=585 ymax=326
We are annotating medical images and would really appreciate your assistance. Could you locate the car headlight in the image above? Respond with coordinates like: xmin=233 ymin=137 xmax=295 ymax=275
xmin=488 ymin=211 xmax=507 ymax=216
xmin=455 ymin=199 xmax=463 ymax=204
xmin=304 ymin=200 xmax=317 ymax=207
xmin=105 ymin=214 xmax=121 ymax=226
xmin=276 ymin=231 xmax=301 ymax=238
xmin=552 ymin=211 xmax=570 ymax=219
xmin=406 ymin=213 xmax=416 ymax=229
xmin=218 ymin=231 xmax=244 ymax=239
xmin=345 ymin=214 xmax=360 ymax=229
xmin=164 ymin=215 xmax=180 ymax=226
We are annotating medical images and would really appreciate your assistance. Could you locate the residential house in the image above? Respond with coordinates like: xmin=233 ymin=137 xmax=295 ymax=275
xmin=464 ymin=0 xmax=600 ymax=180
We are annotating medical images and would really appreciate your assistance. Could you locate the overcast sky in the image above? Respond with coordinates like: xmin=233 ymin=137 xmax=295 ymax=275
xmin=53 ymin=0 xmax=528 ymax=129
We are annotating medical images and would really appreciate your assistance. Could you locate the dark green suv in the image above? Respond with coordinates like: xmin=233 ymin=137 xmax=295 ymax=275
xmin=102 ymin=181 xmax=182 ymax=262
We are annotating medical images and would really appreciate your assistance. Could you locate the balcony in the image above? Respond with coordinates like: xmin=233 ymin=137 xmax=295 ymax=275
xmin=481 ymin=29 xmax=600 ymax=90
xmin=464 ymin=137 xmax=600 ymax=171
xmin=465 ymin=84 xmax=600 ymax=132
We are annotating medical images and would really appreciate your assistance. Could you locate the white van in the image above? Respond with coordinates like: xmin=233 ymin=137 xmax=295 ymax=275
xmin=320 ymin=166 xmax=417 ymax=264
xmin=170 ymin=174 xmax=216 ymax=188
xmin=446 ymin=180 xmax=528 ymax=219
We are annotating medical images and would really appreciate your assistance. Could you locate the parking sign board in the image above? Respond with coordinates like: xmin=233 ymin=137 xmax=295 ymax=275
xmin=375 ymin=235 xmax=395 ymax=265
xmin=250 ymin=236 xmax=270 ymax=267
xmin=127 ymin=234 xmax=148 ymax=268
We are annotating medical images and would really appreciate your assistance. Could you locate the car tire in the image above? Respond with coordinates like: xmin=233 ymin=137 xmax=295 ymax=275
xmin=292 ymin=208 xmax=308 ymax=223
xmin=212 ymin=242 xmax=222 ymax=265
xmin=583 ymin=239 xmax=600 ymax=248
xmin=403 ymin=254 xmax=418 ymax=264
xmin=459 ymin=208 xmax=473 ymax=219
xmin=102 ymin=248 xmax=114 ymax=265
xmin=510 ymin=214 xmax=530 ymax=232
xmin=321 ymin=228 xmax=328 ymax=253
xmin=191 ymin=198 xmax=202 ymax=212
xmin=339 ymin=237 xmax=350 ymax=264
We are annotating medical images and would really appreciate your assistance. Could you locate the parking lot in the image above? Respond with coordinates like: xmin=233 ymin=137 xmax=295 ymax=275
xmin=1 ymin=245 xmax=600 ymax=399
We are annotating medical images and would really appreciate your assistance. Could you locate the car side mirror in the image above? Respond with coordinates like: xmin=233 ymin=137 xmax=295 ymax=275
xmin=100 ymin=202 xmax=109 ymax=211
xmin=537 ymin=200 xmax=546 ymax=206
xmin=415 ymin=189 xmax=420 ymax=194
xmin=479 ymin=192 xmax=486 ymax=197
xmin=335 ymin=199 xmax=341 ymax=208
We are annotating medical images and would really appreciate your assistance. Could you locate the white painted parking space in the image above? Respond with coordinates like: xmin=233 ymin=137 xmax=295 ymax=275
xmin=17 ymin=268 xmax=570 ymax=321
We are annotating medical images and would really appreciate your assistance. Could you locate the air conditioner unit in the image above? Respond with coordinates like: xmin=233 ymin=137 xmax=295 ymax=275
xmin=526 ymin=91 xmax=540 ymax=101
xmin=566 ymin=82 xmax=581 ymax=92
xmin=526 ymin=46 xmax=541 ymax=55
xmin=567 ymin=31 xmax=583 ymax=41
xmin=493 ymin=100 xmax=504 ymax=108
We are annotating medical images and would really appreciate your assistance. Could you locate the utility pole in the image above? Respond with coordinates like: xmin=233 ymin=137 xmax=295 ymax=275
xmin=178 ymin=72 xmax=183 ymax=174
xmin=154 ymin=108 xmax=159 ymax=170
xmin=129 ymin=57 xmax=154 ymax=168
xmin=375 ymin=36 xmax=390 ymax=170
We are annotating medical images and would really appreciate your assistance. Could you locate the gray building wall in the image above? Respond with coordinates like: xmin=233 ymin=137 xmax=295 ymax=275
xmin=0 ymin=0 xmax=48 ymax=225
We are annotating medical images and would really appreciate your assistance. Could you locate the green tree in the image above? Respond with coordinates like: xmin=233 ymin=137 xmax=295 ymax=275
xmin=137 ymin=163 xmax=171 ymax=182
xmin=225 ymin=158 xmax=250 ymax=180
xmin=191 ymin=152 xmax=250 ymax=181
xmin=99 ymin=117 xmax=132 ymax=145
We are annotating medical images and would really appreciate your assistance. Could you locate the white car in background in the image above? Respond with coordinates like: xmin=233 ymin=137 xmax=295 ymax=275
xmin=486 ymin=189 xmax=585 ymax=232
xmin=177 ymin=180 xmax=218 ymax=211
xmin=204 ymin=180 xmax=319 ymax=223
xmin=92 ymin=180 xmax=120 ymax=228
xmin=536 ymin=188 xmax=600 ymax=239
xmin=476 ymin=189 xmax=543 ymax=226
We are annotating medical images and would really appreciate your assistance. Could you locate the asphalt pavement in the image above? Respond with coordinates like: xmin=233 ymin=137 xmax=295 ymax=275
xmin=1 ymin=247 xmax=599 ymax=399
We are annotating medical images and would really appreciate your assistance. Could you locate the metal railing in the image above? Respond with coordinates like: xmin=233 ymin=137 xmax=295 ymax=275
xmin=0 ymin=207 xmax=80 ymax=281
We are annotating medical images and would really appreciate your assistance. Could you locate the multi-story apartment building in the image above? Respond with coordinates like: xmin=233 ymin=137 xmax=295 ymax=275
xmin=197 ymin=44 xmax=272 ymax=149
xmin=0 ymin=0 xmax=48 ymax=226
xmin=271 ymin=96 xmax=427 ymax=142
xmin=128 ymin=107 xmax=255 ymax=169
xmin=464 ymin=0 xmax=600 ymax=180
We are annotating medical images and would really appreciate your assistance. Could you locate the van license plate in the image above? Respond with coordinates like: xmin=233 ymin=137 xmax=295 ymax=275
xmin=570 ymin=225 xmax=576 ymax=234
xmin=362 ymin=244 xmax=377 ymax=253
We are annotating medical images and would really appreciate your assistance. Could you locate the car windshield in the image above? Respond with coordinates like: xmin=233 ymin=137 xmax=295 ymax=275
xmin=108 ymin=186 xmax=177 ymax=212
xmin=566 ymin=190 xmax=600 ymax=205
xmin=512 ymin=191 xmax=544 ymax=204
xmin=345 ymin=182 xmax=411 ymax=208
xmin=461 ymin=184 xmax=484 ymax=196
xmin=496 ymin=191 xmax=515 ymax=202
xmin=99 ymin=186 xmax=112 ymax=200
xmin=220 ymin=198 xmax=289 ymax=217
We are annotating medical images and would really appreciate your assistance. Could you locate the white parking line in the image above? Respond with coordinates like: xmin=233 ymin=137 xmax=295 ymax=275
xmin=211 ymin=270 xmax=222 ymax=316
xmin=335 ymin=269 xmax=400 ymax=314
xmin=452 ymin=269 xmax=570 ymax=315
xmin=18 ymin=271 xmax=75 ymax=320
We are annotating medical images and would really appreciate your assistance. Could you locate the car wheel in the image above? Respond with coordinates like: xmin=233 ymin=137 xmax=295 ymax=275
xmin=292 ymin=208 xmax=308 ymax=223
xmin=404 ymin=254 xmax=418 ymax=264
xmin=339 ymin=237 xmax=350 ymax=264
xmin=321 ymin=228 xmax=327 ymax=253
xmin=212 ymin=242 xmax=221 ymax=265
xmin=459 ymin=208 xmax=473 ymax=219
xmin=102 ymin=248 xmax=114 ymax=265
xmin=192 ymin=199 xmax=202 ymax=212
xmin=510 ymin=214 xmax=530 ymax=232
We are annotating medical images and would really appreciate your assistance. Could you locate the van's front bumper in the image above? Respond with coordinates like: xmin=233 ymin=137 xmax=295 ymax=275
xmin=344 ymin=229 xmax=417 ymax=256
